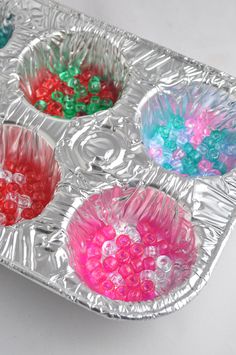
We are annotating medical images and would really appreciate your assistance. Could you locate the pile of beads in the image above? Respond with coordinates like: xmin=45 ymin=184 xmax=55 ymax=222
xmin=24 ymin=64 xmax=119 ymax=119
xmin=0 ymin=14 xmax=14 ymax=49
xmin=0 ymin=162 xmax=54 ymax=226
xmin=143 ymin=96 xmax=236 ymax=177
xmin=72 ymin=220 xmax=196 ymax=302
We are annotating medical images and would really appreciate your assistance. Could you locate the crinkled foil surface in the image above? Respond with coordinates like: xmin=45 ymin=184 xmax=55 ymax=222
xmin=1 ymin=0 xmax=236 ymax=320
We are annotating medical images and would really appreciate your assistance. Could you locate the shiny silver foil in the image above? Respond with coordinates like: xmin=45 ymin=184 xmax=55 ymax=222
xmin=0 ymin=0 xmax=236 ymax=320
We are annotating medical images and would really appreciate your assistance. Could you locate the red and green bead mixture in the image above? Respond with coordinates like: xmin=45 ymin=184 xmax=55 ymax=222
xmin=24 ymin=64 xmax=120 ymax=119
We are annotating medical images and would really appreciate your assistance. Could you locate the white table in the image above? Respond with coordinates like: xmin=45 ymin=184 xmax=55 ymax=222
xmin=1 ymin=1 xmax=236 ymax=354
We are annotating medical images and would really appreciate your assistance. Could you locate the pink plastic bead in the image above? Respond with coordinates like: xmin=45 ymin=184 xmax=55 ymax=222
xmin=131 ymin=258 xmax=144 ymax=273
xmin=103 ymin=256 xmax=118 ymax=272
xmin=86 ymin=257 xmax=101 ymax=272
xmin=143 ymin=257 xmax=156 ymax=270
xmin=102 ymin=225 xmax=116 ymax=240
xmin=129 ymin=243 xmax=144 ymax=257
xmin=119 ymin=264 xmax=134 ymax=279
xmin=87 ymin=244 xmax=102 ymax=258
xmin=142 ymin=233 xmax=156 ymax=246
xmin=116 ymin=249 xmax=131 ymax=264
xmin=125 ymin=273 xmax=140 ymax=288
xmin=116 ymin=234 xmax=131 ymax=249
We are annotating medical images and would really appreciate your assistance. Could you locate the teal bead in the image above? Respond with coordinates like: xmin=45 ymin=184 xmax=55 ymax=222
xmin=210 ymin=130 xmax=224 ymax=142
xmin=206 ymin=148 xmax=220 ymax=162
xmin=163 ymin=163 xmax=172 ymax=171
xmin=183 ymin=142 xmax=194 ymax=154
xmin=213 ymin=161 xmax=227 ymax=175
xmin=188 ymin=150 xmax=202 ymax=163
xmin=159 ymin=126 xmax=170 ymax=139
xmin=88 ymin=77 xmax=101 ymax=94
xmin=75 ymin=102 xmax=87 ymax=113
xmin=34 ymin=100 xmax=47 ymax=111
xmin=202 ymin=136 xmax=215 ymax=148
xmin=173 ymin=115 xmax=185 ymax=129
xmin=164 ymin=139 xmax=177 ymax=152
xmin=197 ymin=143 xmax=208 ymax=156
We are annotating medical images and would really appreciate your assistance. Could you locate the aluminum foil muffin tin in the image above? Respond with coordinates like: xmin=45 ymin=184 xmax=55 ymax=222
xmin=1 ymin=0 xmax=236 ymax=319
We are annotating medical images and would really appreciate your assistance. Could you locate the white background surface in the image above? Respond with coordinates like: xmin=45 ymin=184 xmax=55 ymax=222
xmin=1 ymin=1 xmax=236 ymax=354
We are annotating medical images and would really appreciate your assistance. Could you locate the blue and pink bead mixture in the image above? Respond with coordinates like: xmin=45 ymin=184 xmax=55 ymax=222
xmin=142 ymin=88 xmax=236 ymax=177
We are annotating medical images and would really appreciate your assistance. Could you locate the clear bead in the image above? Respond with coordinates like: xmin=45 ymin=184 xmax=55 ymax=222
xmin=140 ymin=270 xmax=157 ymax=283
xmin=102 ymin=240 xmax=117 ymax=257
xmin=156 ymin=255 xmax=172 ymax=273
xmin=6 ymin=192 xmax=19 ymax=203
xmin=144 ymin=246 xmax=158 ymax=257
xmin=0 ymin=168 xmax=6 ymax=179
xmin=4 ymin=170 xmax=12 ymax=182
xmin=18 ymin=195 xmax=32 ymax=209
xmin=110 ymin=272 xmax=123 ymax=286
xmin=13 ymin=173 xmax=26 ymax=185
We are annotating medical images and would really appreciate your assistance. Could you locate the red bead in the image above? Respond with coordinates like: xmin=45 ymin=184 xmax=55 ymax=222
xmin=21 ymin=208 xmax=35 ymax=219
xmin=0 ymin=179 xmax=6 ymax=191
xmin=7 ymin=182 xmax=20 ymax=193
xmin=3 ymin=200 xmax=17 ymax=213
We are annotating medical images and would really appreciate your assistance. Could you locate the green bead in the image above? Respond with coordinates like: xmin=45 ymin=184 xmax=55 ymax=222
xmin=67 ymin=77 xmax=80 ymax=88
xmin=206 ymin=148 xmax=220 ymax=162
xmin=183 ymin=142 xmax=194 ymax=154
xmin=173 ymin=115 xmax=185 ymax=129
xmin=90 ymin=96 xmax=100 ymax=104
xmin=92 ymin=75 xmax=101 ymax=82
xmin=75 ymin=85 xmax=87 ymax=98
xmin=186 ymin=165 xmax=198 ymax=176
xmin=100 ymin=98 xmax=113 ymax=110
xmin=64 ymin=101 xmax=75 ymax=111
xmin=59 ymin=71 xmax=71 ymax=82
xmin=88 ymin=77 xmax=101 ymax=94
xmin=75 ymin=102 xmax=87 ymax=113
xmin=86 ymin=103 xmax=99 ymax=115
xmin=159 ymin=126 xmax=170 ymax=139
xmin=53 ymin=63 xmax=66 ymax=74
xmin=164 ymin=139 xmax=177 ymax=152
xmin=64 ymin=112 xmax=75 ymax=119
xmin=51 ymin=91 xmax=64 ymax=103
xmin=188 ymin=149 xmax=202 ymax=163
xmin=35 ymin=100 xmax=47 ymax=111
xmin=213 ymin=161 xmax=227 ymax=174
xmin=163 ymin=163 xmax=172 ymax=171
xmin=63 ymin=95 xmax=75 ymax=104
xmin=68 ymin=65 xmax=81 ymax=76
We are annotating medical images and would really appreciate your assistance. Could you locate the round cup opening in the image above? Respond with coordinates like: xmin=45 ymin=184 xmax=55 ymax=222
xmin=140 ymin=84 xmax=236 ymax=177
xmin=68 ymin=186 xmax=197 ymax=303
xmin=0 ymin=124 xmax=60 ymax=226
xmin=18 ymin=31 xmax=129 ymax=120
xmin=0 ymin=3 xmax=14 ymax=49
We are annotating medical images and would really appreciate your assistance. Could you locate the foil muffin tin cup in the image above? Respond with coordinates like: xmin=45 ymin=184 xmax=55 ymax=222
xmin=0 ymin=0 xmax=236 ymax=319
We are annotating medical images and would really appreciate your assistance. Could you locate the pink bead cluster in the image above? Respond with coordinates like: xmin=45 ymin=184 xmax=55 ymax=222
xmin=72 ymin=220 xmax=196 ymax=302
